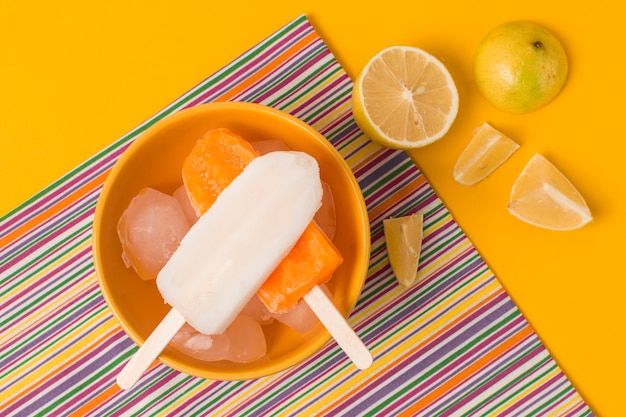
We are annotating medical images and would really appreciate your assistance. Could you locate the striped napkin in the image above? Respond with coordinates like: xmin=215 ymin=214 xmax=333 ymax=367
xmin=0 ymin=15 xmax=593 ymax=416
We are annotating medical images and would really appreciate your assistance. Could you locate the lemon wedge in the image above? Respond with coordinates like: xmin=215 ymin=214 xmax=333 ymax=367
xmin=453 ymin=122 xmax=519 ymax=185
xmin=508 ymin=154 xmax=592 ymax=230
xmin=352 ymin=46 xmax=459 ymax=149
xmin=383 ymin=213 xmax=424 ymax=287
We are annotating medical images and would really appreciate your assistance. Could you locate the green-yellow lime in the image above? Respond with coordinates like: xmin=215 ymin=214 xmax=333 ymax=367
xmin=383 ymin=213 xmax=424 ymax=287
xmin=352 ymin=46 xmax=459 ymax=149
xmin=473 ymin=22 xmax=568 ymax=114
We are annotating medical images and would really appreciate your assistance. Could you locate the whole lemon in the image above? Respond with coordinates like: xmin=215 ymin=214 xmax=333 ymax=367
xmin=473 ymin=22 xmax=568 ymax=114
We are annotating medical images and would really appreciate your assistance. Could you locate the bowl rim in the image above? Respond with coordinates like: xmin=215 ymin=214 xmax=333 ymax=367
xmin=92 ymin=101 xmax=371 ymax=380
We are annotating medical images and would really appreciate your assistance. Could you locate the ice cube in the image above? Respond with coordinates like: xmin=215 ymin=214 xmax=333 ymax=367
xmin=226 ymin=314 xmax=267 ymax=363
xmin=271 ymin=284 xmax=332 ymax=333
xmin=251 ymin=139 xmax=291 ymax=155
xmin=173 ymin=185 xmax=199 ymax=225
xmin=170 ymin=315 xmax=267 ymax=363
xmin=314 ymin=182 xmax=336 ymax=240
xmin=171 ymin=323 xmax=230 ymax=362
xmin=117 ymin=187 xmax=191 ymax=280
xmin=241 ymin=295 xmax=274 ymax=325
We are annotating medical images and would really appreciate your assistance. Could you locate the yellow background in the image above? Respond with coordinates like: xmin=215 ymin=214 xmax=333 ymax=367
xmin=1 ymin=1 xmax=623 ymax=415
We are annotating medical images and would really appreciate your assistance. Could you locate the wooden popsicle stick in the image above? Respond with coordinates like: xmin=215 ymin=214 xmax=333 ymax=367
xmin=303 ymin=285 xmax=373 ymax=370
xmin=116 ymin=308 xmax=186 ymax=390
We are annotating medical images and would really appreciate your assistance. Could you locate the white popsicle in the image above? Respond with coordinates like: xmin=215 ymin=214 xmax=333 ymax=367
xmin=157 ymin=151 xmax=323 ymax=334
xmin=117 ymin=151 xmax=322 ymax=389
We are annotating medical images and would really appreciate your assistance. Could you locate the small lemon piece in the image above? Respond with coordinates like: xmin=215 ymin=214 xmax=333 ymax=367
xmin=453 ymin=122 xmax=520 ymax=185
xmin=352 ymin=46 xmax=459 ymax=149
xmin=508 ymin=154 xmax=592 ymax=230
xmin=383 ymin=213 xmax=424 ymax=287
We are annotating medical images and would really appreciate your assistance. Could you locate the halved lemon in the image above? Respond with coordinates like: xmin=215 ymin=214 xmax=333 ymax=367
xmin=383 ymin=213 xmax=424 ymax=287
xmin=508 ymin=154 xmax=592 ymax=230
xmin=352 ymin=46 xmax=459 ymax=149
xmin=453 ymin=122 xmax=519 ymax=185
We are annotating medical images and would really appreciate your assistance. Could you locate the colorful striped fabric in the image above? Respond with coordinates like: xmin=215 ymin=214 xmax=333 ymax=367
xmin=0 ymin=15 xmax=592 ymax=416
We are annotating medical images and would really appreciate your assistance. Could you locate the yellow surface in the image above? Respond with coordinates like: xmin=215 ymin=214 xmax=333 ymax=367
xmin=0 ymin=1 xmax=623 ymax=415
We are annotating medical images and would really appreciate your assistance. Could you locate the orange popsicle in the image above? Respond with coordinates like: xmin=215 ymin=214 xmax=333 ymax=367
xmin=258 ymin=222 xmax=343 ymax=313
xmin=183 ymin=128 xmax=259 ymax=216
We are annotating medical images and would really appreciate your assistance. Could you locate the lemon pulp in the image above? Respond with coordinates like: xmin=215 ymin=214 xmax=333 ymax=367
xmin=352 ymin=46 xmax=459 ymax=149
xmin=453 ymin=122 xmax=519 ymax=185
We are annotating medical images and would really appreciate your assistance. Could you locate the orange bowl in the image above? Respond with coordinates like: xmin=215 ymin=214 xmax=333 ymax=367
xmin=92 ymin=102 xmax=370 ymax=380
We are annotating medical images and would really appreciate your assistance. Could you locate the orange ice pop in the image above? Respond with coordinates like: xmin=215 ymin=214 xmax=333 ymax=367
xmin=257 ymin=222 xmax=343 ymax=313
xmin=183 ymin=128 xmax=372 ymax=369
xmin=183 ymin=128 xmax=259 ymax=216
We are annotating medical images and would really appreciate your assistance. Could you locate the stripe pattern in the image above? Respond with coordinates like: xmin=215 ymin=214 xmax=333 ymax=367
xmin=0 ymin=15 xmax=592 ymax=416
